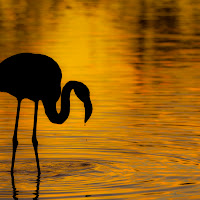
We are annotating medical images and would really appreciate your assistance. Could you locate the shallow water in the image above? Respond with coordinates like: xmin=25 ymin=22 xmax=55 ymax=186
xmin=1 ymin=0 xmax=200 ymax=199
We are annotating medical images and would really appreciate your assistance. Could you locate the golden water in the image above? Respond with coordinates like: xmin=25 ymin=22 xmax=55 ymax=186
xmin=0 ymin=0 xmax=200 ymax=199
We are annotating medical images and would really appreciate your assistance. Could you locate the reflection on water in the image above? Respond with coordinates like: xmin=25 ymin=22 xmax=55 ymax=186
xmin=1 ymin=0 xmax=200 ymax=199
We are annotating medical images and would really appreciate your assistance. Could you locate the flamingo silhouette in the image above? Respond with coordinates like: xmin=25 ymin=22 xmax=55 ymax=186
xmin=0 ymin=53 xmax=93 ymax=174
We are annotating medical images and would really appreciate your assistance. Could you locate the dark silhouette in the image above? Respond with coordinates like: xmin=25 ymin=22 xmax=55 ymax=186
xmin=11 ymin=172 xmax=40 ymax=200
xmin=0 ymin=53 xmax=93 ymax=175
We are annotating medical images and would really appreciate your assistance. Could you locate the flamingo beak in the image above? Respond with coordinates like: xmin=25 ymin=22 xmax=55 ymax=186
xmin=84 ymin=98 xmax=93 ymax=123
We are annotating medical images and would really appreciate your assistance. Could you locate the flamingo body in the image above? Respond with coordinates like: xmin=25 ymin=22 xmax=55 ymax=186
xmin=0 ymin=53 xmax=62 ymax=102
xmin=0 ymin=53 xmax=93 ymax=174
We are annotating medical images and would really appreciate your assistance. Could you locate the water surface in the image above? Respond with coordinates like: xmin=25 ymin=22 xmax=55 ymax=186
xmin=0 ymin=0 xmax=200 ymax=199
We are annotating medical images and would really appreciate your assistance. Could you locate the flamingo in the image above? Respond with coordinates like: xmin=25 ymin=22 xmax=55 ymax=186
xmin=0 ymin=53 xmax=93 ymax=174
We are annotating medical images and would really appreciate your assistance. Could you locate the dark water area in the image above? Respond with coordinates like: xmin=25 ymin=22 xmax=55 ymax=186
xmin=1 ymin=0 xmax=200 ymax=199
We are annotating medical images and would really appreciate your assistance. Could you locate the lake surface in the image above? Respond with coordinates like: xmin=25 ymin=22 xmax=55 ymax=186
xmin=0 ymin=0 xmax=200 ymax=199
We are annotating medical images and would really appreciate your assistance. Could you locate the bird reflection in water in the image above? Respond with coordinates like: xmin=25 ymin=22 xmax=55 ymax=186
xmin=11 ymin=172 xmax=40 ymax=200
xmin=0 ymin=53 xmax=93 ymax=199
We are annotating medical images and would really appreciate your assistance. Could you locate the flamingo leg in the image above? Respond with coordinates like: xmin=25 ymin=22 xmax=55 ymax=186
xmin=11 ymin=99 xmax=21 ymax=173
xmin=32 ymin=101 xmax=41 ymax=174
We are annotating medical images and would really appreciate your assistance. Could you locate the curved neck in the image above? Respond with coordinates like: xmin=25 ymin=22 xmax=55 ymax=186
xmin=43 ymin=81 xmax=75 ymax=124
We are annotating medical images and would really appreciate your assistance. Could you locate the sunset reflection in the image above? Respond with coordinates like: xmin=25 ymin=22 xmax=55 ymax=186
xmin=0 ymin=0 xmax=200 ymax=199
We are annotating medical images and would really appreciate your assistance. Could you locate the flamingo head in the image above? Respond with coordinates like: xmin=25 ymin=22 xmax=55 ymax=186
xmin=72 ymin=81 xmax=93 ymax=123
